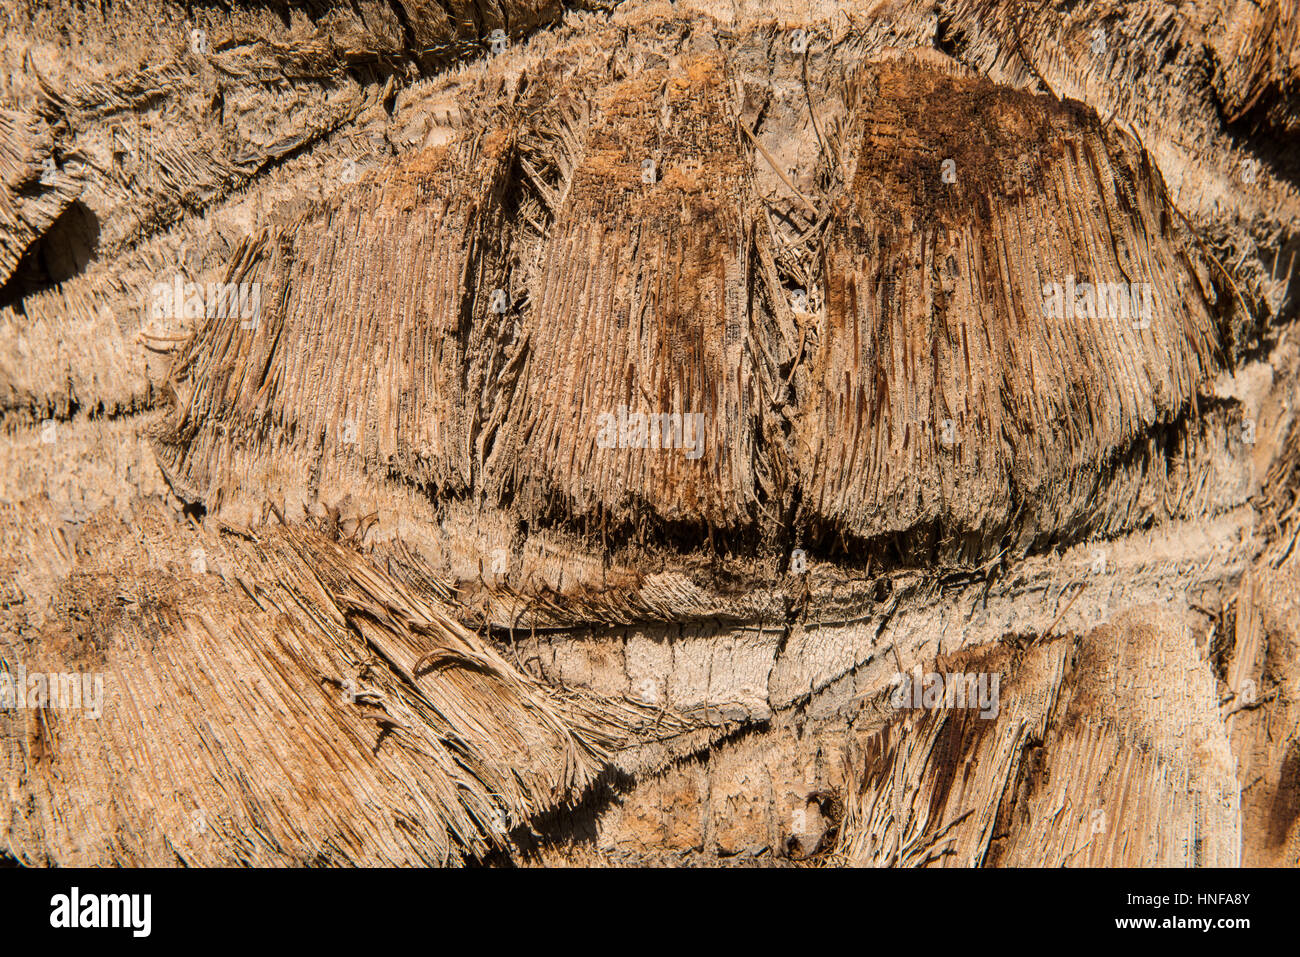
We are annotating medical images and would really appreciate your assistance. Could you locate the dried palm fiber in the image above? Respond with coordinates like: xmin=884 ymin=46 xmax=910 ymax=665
xmin=1259 ymin=412 xmax=1300 ymax=568
xmin=0 ymin=0 xmax=602 ymax=465
xmin=152 ymin=130 xmax=516 ymax=508
xmin=1212 ymin=0 xmax=1300 ymax=137
xmin=0 ymin=0 xmax=1296 ymax=867
xmin=521 ymin=503 xmax=1263 ymax=863
xmin=931 ymin=0 xmax=1300 ymax=369
xmin=941 ymin=0 xmax=1300 ymax=227
xmin=833 ymin=608 xmax=1240 ymax=867
xmin=0 ymin=498 xmax=708 ymax=865
xmin=485 ymin=53 xmax=769 ymax=531
xmin=0 ymin=107 xmax=143 ymax=424
xmin=0 ymin=108 xmax=81 ymax=290
xmin=156 ymin=48 xmax=1230 ymax=566
xmin=830 ymin=639 xmax=1068 ymax=867
xmin=1222 ymin=556 xmax=1300 ymax=866
xmin=8 ymin=0 xmax=570 ymax=271
xmin=0 ymin=279 xmax=148 ymax=423
xmin=986 ymin=609 xmax=1240 ymax=867
xmin=19 ymin=14 xmax=382 ymax=261
xmin=797 ymin=53 xmax=1224 ymax=558
xmin=1217 ymin=394 xmax=1300 ymax=865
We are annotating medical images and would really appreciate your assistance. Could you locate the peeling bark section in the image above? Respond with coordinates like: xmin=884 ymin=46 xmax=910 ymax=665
xmin=489 ymin=55 xmax=768 ymax=532
xmin=803 ymin=56 xmax=1225 ymax=559
xmin=0 ymin=501 xmax=707 ymax=866
xmin=154 ymin=131 xmax=519 ymax=512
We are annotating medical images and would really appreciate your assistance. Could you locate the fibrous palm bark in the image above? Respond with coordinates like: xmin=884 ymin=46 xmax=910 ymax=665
xmin=1 ymin=0 xmax=1298 ymax=867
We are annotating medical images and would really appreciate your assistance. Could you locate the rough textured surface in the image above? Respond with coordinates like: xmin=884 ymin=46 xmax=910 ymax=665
xmin=1 ymin=0 xmax=1298 ymax=867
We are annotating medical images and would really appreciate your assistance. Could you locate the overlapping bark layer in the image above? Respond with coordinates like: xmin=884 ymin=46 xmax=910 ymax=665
xmin=1 ymin=0 xmax=1298 ymax=867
